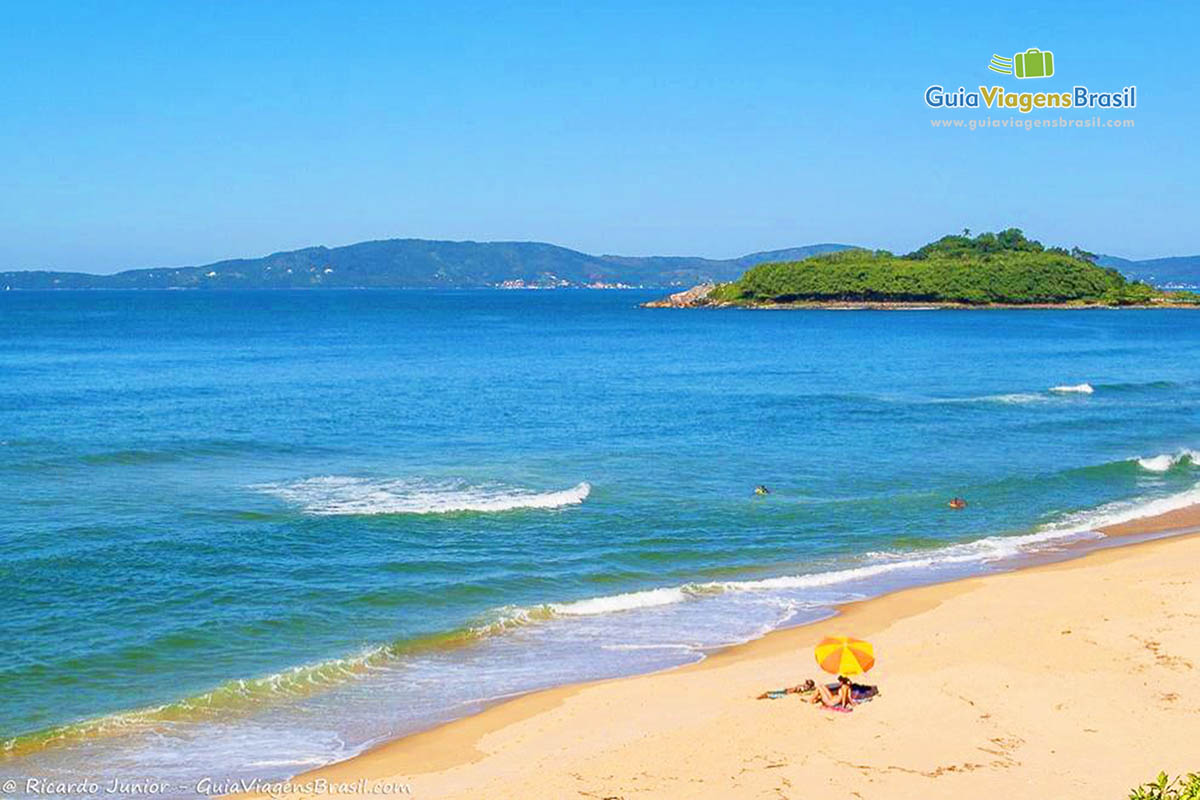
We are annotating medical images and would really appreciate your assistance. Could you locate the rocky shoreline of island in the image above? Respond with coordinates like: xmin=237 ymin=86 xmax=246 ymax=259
xmin=642 ymin=282 xmax=1200 ymax=310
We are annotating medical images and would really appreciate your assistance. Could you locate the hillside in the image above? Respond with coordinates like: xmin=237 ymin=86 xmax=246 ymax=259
xmin=691 ymin=229 xmax=1198 ymax=307
xmin=0 ymin=240 xmax=853 ymax=291
xmin=1096 ymin=254 xmax=1200 ymax=289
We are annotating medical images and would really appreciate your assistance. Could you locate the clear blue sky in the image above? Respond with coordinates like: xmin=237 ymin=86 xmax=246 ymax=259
xmin=2 ymin=1 xmax=1196 ymax=272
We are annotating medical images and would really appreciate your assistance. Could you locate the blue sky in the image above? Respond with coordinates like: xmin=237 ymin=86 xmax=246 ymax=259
xmin=1 ymin=1 xmax=1196 ymax=272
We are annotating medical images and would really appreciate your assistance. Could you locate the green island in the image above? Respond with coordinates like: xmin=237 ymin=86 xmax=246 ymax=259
xmin=647 ymin=229 xmax=1200 ymax=308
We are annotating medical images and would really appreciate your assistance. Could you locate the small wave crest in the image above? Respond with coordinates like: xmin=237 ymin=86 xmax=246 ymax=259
xmin=1049 ymin=383 xmax=1095 ymax=394
xmin=1135 ymin=450 xmax=1199 ymax=473
xmin=254 ymin=476 xmax=591 ymax=516
xmin=549 ymin=587 xmax=695 ymax=616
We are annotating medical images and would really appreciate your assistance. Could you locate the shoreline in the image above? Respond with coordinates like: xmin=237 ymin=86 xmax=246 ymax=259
xmin=647 ymin=299 xmax=1200 ymax=311
xmin=248 ymin=503 xmax=1200 ymax=798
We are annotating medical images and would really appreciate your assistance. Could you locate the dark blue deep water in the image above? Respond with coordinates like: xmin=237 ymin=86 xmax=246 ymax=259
xmin=2 ymin=289 xmax=1198 ymax=791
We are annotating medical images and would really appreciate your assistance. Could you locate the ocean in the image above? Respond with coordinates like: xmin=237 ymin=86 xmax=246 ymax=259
xmin=2 ymin=289 xmax=1198 ymax=794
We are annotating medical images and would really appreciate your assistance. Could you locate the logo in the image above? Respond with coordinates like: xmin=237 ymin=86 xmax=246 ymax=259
xmin=989 ymin=48 xmax=1055 ymax=79
xmin=923 ymin=47 xmax=1135 ymax=114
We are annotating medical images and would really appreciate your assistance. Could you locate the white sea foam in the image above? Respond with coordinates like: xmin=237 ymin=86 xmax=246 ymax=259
xmin=1138 ymin=454 xmax=1176 ymax=472
xmin=990 ymin=392 xmax=1048 ymax=404
xmin=549 ymin=587 xmax=691 ymax=616
xmin=1049 ymin=383 xmax=1095 ymax=394
xmin=255 ymin=476 xmax=591 ymax=515
xmin=242 ymin=757 xmax=331 ymax=768
xmin=933 ymin=392 xmax=1048 ymax=405
xmin=601 ymin=643 xmax=700 ymax=652
xmin=1136 ymin=450 xmax=1199 ymax=472
xmin=1040 ymin=484 xmax=1200 ymax=533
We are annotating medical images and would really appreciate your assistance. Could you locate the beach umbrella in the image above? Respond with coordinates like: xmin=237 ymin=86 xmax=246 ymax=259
xmin=814 ymin=636 xmax=875 ymax=676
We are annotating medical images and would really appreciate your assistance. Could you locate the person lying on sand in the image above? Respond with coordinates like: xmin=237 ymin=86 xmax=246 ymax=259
xmin=756 ymin=678 xmax=815 ymax=699
xmin=809 ymin=675 xmax=854 ymax=708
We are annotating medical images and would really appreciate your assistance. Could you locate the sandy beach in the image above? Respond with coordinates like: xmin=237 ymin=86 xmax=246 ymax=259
xmin=241 ymin=508 xmax=1200 ymax=799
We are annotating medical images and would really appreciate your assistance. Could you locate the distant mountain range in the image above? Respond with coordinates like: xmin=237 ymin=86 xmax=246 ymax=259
xmin=2 ymin=239 xmax=1196 ymax=290
xmin=1095 ymin=255 xmax=1200 ymax=289
xmin=0 ymin=240 xmax=854 ymax=290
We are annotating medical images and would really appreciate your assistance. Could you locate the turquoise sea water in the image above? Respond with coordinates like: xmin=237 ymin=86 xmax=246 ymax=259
xmin=2 ymin=290 xmax=1199 ymax=793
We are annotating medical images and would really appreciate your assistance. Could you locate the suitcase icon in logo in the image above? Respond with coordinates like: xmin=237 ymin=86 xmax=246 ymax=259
xmin=1014 ymin=48 xmax=1054 ymax=79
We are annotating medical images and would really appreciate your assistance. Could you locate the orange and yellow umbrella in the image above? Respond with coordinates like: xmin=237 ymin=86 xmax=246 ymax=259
xmin=814 ymin=636 xmax=875 ymax=676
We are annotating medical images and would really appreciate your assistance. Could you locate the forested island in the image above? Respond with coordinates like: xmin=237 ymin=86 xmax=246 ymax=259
xmin=647 ymin=229 xmax=1200 ymax=308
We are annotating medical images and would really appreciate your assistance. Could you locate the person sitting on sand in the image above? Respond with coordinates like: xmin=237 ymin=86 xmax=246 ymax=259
xmin=809 ymin=675 xmax=854 ymax=708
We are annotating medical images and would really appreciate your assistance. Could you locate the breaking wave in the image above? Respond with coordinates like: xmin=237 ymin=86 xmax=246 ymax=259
xmin=1038 ymin=484 xmax=1200 ymax=532
xmin=550 ymin=587 xmax=692 ymax=616
xmin=1136 ymin=450 xmax=1200 ymax=473
xmin=254 ymin=476 xmax=591 ymax=516
xmin=1049 ymin=383 xmax=1095 ymax=394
